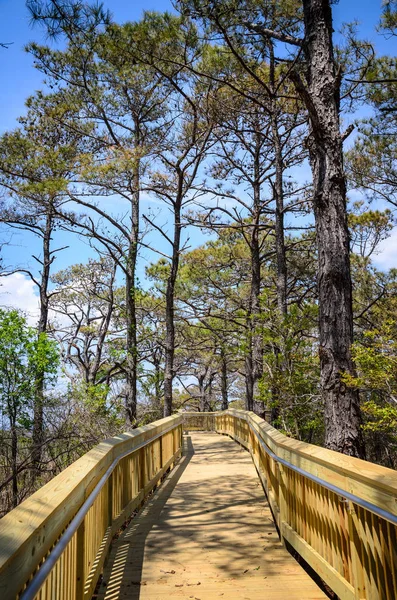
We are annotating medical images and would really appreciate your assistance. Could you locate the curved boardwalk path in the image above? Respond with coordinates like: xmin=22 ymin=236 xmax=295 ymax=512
xmin=97 ymin=432 xmax=327 ymax=600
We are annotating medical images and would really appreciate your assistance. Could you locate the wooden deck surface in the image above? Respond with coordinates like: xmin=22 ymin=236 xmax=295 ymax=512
xmin=97 ymin=432 xmax=327 ymax=600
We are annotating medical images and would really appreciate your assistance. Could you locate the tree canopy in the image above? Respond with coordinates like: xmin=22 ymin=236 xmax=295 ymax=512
xmin=0 ymin=0 xmax=396 ymax=511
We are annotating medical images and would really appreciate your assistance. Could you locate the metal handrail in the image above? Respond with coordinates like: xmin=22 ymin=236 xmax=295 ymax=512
xmin=19 ymin=411 xmax=397 ymax=599
xmin=20 ymin=421 xmax=181 ymax=600
xmin=220 ymin=414 xmax=397 ymax=526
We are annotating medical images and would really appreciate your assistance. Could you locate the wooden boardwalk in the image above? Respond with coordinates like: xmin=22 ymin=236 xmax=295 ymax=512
xmin=3 ymin=411 xmax=396 ymax=600
xmin=97 ymin=432 xmax=326 ymax=600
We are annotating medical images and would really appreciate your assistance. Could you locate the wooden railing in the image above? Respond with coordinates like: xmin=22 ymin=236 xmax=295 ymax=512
xmin=0 ymin=415 xmax=183 ymax=600
xmin=183 ymin=409 xmax=397 ymax=600
xmin=1 ymin=409 xmax=396 ymax=600
xmin=182 ymin=412 xmax=215 ymax=431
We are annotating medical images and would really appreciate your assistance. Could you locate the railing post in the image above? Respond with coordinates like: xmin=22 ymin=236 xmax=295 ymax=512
xmin=347 ymin=501 xmax=365 ymax=599
xmin=159 ymin=434 xmax=163 ymax=469
xmin=108 ymin=473 xmax=113 ymax=529
xmin=140 ymin=446 xmax=146 ymax=492
xmin=75 ymin=519 xmax=86 ymax=599
xmin=278 ymin=463 xmax=288 ymax=544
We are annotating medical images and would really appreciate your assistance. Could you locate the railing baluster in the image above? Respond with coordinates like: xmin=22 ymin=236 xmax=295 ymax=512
xmin=278 ymin=463 xmax=288 ymax=546
xmin=75 ymin=520 xmax=85 ymax=599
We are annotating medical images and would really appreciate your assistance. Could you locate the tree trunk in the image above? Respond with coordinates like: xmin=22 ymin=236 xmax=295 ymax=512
xmin=125 ymin=264 xmax=138 ymax=425
xmin=245 ymin=342 xmax=254 ymax=412
xmin=248 ymin=131 xmax=264 ymax=415
xmin=220 ymin=348 xmax=228 ymax=411
xmin=153 ymin=349 xmax=163 ymax=412
xmin=297 ymin=0 xmax=364 ymax=457
xmin=269 ymin=109 xmax=288 ymax=424
xmin=31 ymin=201 xmax=53 ymax=472
xmin=163 ymin=199 xmax=182 ymax=417
xmin=125 ymin=145 xmax=140 ymax=426
xmin=198 ymin=368 xmax=206 ymax=412
xmin=271 ymin=111 xmax=288 ymax=317
xmin=11 ymin=417 xmax=18 ymax=508
xmin=89 ymin=264 xmax=116 ymax=385
xmin=205 ymin=367 xmax=214 ymax=411
xmin=250 ymin=211 xmax=263 ymax=410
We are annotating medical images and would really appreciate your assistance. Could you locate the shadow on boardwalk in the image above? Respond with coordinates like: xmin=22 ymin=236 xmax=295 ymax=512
xmin=97 ymin=436 xmax=196 ymax=599
xmin=97 ymin=433 xmax=326 ymax=600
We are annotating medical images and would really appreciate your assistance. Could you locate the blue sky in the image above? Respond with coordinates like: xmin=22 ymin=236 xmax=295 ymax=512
xmin=0 ymin=0 xmax=392 ymax=134
xmin=0 ymin=0 xmax=395 ymax=319
xmin=0 ymin=0 xmax=174 ymax=135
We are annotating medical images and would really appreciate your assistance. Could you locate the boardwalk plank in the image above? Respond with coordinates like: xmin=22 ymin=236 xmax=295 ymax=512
xmin=97 ymin=433 xmax=327 ymax=600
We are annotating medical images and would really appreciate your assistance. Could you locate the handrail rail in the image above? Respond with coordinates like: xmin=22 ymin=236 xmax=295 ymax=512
xmin=237 ymin=413 xmax=397 ymax=526
xmin=0 ymin=414 xmax=183 ymax=600
xmin=182 ymin=410 xmax=397 ymax=600
xmin=19 ymin=422 xmax=179 ymax=600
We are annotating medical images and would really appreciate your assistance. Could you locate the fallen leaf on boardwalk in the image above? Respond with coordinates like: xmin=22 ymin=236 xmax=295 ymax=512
xmin=243 ymin=569 xmax=249 ymax=573
xmin=175 ymin=584 xmax=184 ymax=587
xmin=254 ymin=566 xmax=260 ymax=570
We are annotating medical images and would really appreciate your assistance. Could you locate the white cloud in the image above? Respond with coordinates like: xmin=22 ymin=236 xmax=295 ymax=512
xmin=373 ymin=227 xmax=397 ymax=272
xmin=0 ymin=273 xmax=40 ymax=325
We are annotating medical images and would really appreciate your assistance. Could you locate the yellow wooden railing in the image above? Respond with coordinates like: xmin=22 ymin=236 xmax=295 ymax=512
xmin=1 ymin=409 xmax=396 ymax=600
xmin=0 ymin=415 xmax=182 ymax=600
xmin=183 ymin=409 xmax=397 ymax=600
